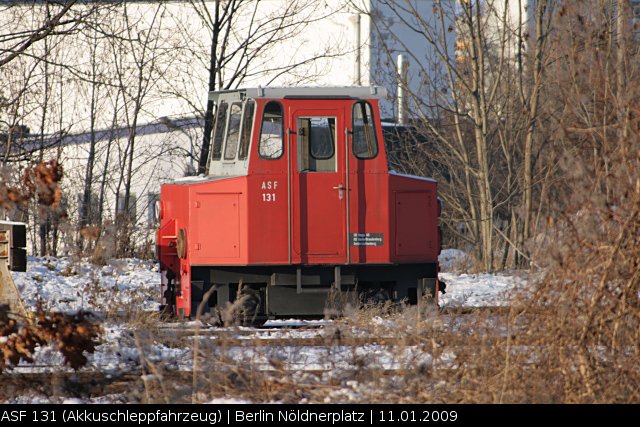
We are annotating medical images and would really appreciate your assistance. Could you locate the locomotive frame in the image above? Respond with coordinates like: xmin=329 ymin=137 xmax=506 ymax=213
xmin=157 ymin=87 xmax=442 ymax=322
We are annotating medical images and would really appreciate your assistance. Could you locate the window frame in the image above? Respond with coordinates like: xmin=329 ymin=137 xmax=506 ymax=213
xmin=116 ymin=192 xmax=137 ymax=223
xmin=238 ymin=99 xmax=256 ymax=161
xmin=296 ymin=116 xmax=337 ymax=173
xmin=147 ymin=192 xmax=160 ymax=228
xmin=77 ymin=192 xmax=99 ymax=226
xmin=258 ymin=100 xmax=285 ymax=160
xmin=308 ymin=116 xmax=336 ymax=161
xmin=351 ymin=100 xmax=379 ymax=160
xmin=223 ymin=102 xmax=243 ymax=161
xmin=210 ymin=100 xmax=228 ymax=162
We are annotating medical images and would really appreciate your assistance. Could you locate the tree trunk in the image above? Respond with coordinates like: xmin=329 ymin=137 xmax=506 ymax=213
xmin=198 ymin=0 xmax=220 ymax=175
xmin=469 ymin=1 xmax=494 ymax=271
xmin=522 ymin=0 xmax=547 ymax=259
xmin=80 ymin=23 xmax=99 ymax=235
xmin=38 ymin=23 xmax=50 ymax=257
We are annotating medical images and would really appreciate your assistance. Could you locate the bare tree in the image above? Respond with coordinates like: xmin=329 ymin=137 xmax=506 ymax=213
xmin=0 ymin=1 xmax=80 ymax=68
xmin=100 ymin=3 xmax=172 ymax=255
xmin=1 ymin=1 xmax=351 ymax=257
xmin=164 ymin=0 xmax=348 ymax=174
xmin=359 ymin=0 xmax=554 ymax=271
xmin=0 ymin=1 xmax=114 ymax=255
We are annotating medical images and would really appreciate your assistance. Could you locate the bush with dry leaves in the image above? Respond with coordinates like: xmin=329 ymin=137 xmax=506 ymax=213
xmin=0 ymin=159 xmax=64 ymax=210
xmin=0 ymin=303 xmax=102 ymax=372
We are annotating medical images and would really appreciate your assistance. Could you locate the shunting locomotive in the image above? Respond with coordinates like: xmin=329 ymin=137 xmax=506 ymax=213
xmin=157 ymin=86 xmax=443 ymax=322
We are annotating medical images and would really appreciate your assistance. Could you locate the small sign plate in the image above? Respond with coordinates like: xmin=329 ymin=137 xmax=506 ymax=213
xmin=350 ymin=233 xmax=384 ymax=246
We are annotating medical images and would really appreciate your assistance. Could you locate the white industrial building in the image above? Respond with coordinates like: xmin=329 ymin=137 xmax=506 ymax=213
xmin=1 ymin=0 xmax=458 ymax=253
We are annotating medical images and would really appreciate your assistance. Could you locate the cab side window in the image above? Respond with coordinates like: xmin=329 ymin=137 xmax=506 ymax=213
xmin=259 ymin=101 xmax=284 ymax=159
xmin=238 ymin=100 xmax=255 ymax=160
xmin=352 ymin=101 xmax=378 ymax=159
xmin=224 ymin=103 xmax=242 ymax=160
xmin=211 ymin=101 xmax=228 ymax=161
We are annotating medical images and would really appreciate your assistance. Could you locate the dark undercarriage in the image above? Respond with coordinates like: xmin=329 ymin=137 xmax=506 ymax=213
xmin=162 ymin=263 xmax=442 ymax=324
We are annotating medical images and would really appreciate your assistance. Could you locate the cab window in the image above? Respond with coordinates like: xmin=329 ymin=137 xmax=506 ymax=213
xmin=297 ymin=117 xmax=336 ymax=172
xmin=259 ymin=101 xmax=284 ymax=159
xmin=352 ymin=101 xmax=378 ymax=159
xmin=211 ymin=101 xmax=228 ymax=161
xmin=238 ymin=100 xmax=255 ymax=160
xmin=224 ymin=103 xmax=242 ymax=160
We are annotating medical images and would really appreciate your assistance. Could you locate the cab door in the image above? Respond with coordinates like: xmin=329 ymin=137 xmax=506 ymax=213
xmin=290 ymin=108 xmax=347 ymax=263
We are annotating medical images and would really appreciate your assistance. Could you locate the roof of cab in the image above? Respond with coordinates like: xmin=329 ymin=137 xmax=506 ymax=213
xmin=208 ymin=86 xmax=388 ymax=103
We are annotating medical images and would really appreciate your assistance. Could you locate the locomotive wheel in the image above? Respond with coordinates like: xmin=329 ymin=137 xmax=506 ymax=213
xmin=361 ymin=287 xmax=391 ymax=306
xmin=237 ymin=288 xmax=262 ymax=326
xmin=224 ymin=287 xmax=263 ymax=326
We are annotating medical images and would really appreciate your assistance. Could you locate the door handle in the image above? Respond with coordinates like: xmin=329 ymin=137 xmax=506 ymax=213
xmin=332 ymin=184 xmax=345 ymax=200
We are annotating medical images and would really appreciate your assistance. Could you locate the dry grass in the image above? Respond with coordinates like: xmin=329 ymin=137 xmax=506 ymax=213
xmin=8 ymin=265 xmax=635 ymax=404
xmin=122 ymin=247 xmax=637 ymax=404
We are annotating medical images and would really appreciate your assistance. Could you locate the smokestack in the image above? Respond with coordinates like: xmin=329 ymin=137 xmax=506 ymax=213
xmin=352 ymin=14 xmax=362 ymax=86
xmin=397 ymin=54 xmax=408 ymax=125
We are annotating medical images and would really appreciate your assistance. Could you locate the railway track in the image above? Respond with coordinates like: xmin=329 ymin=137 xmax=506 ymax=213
xmin=145 ymin=305 xmax=521 ymax=347
xmin=1 ymin=305 xmax=522 ymax=402
xmin=1 ymin=369 xmax=149 ymax=398
xmin=154 ymin=305 xmax=511 ymax=329
xmin=437 ymin=305 xmax=512 ymax=316
xmin=1 ymin=365 xmax=409 ymax=403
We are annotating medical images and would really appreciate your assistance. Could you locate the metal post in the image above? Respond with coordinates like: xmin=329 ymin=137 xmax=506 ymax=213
xmin=344 ymin=126 xmax=351 ymax=265
xmin=287 ymin=127 xmax=292 ymax=265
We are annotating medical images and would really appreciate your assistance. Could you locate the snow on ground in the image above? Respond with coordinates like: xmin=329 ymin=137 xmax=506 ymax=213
xmin=12 ymin=256 xmax=159 ymax=313
xmin=437 ymin=249 xmax=525 ymax=307
xmin=438 ymin=248 xmax=471 ymax=271
xmin=439 ymin=271 xmax=526 ymax=307
xmin=2 ymin=251 xmax=528 ymax=403
xmin=11 ymin=251 xmax=522 ymax=314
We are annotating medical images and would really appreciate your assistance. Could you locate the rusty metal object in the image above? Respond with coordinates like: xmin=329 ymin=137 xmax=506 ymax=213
xmin=176 ymin=228 xmax=187 ymax=259
xmin=0 ymin=221 xmax=27 ymax=318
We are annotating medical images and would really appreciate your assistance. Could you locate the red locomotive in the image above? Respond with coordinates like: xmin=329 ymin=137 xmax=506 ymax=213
xmin=157 ymin=87 xmax=443 ymax=321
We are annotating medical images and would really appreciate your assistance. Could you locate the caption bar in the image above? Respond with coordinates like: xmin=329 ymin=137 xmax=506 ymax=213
xmin=3 ymin=408 xmax=456 ymax=425
xmin=2 ymin=405 xmax=638 ymax=426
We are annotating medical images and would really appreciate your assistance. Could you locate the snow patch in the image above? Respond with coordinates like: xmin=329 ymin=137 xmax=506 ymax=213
xmin=12 ymin=256 xmax=159 ymax=313
xmin=439 ymin=272 xmax=525 ymax=307
xmin=438 ymin=249 xmax=472 ymax=272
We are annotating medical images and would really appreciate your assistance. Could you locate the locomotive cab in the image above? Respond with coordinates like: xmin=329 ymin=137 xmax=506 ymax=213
xmin=157 ymin=87 xmax=442 ymax=321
